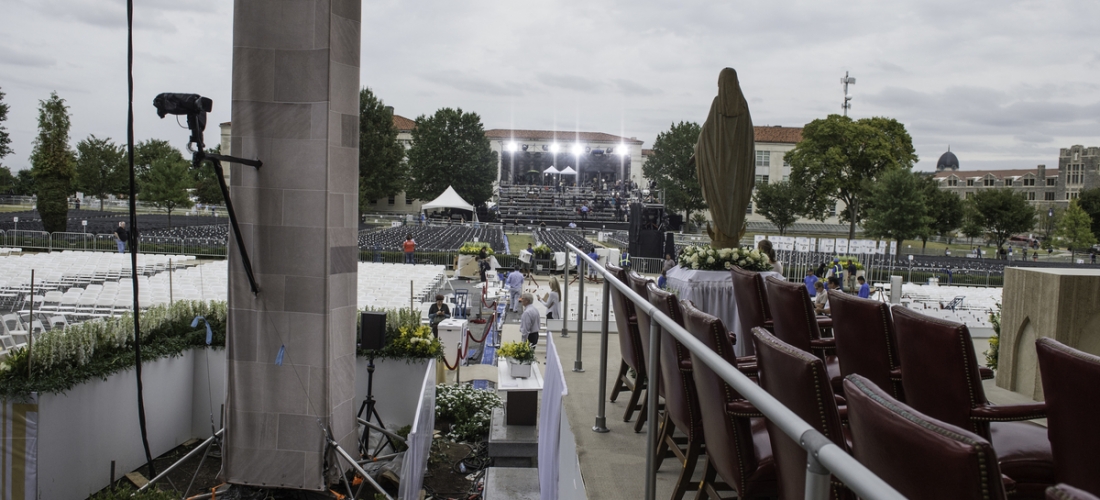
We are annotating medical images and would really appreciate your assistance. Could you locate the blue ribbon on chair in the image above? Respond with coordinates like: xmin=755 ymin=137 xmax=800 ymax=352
xmin=191 ymin=316 xmax=213 ymax=345
xmin=275 ymin=345 xmax=286 ymax=366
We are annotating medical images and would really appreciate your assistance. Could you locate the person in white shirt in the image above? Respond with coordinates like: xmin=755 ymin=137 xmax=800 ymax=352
xmin=540 ymin=278 xmax=562 ymax=320
xmin=519 ymin=293 xmax=541 ymax=346
xmin=505 ymin=269 xmax=524 ymax=312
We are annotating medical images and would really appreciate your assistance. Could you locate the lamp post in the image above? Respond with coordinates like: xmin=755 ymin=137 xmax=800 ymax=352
xmin=907 ymin=254 xmax=914 ymax=283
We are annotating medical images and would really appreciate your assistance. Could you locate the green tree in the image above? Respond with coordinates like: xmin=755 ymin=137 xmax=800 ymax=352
xmin=1077 ymin=187 xmax=1100 ymax=241
xmin=921 ymin=176 xmax=965 ymax=246
xmin=0 ymin=87 xmax=12 ymax=167
xmin=0 ymin=167 xmax=15 ymax=195
xmin=191 ymin=145 xmax=224 ymax=205
xmin=1055 ymin=200 xmax=1097 ymax=261
xmin=862 ymin=169 xmax=928 ymax=257
xmin=140 ymin=157 xmax=193 ymax=228
xmin=971 ymin=189 xmax=1036 ymax=255
xmin=406 ymin=108 xmax=497 ymax=209
xmin=13 ymin=169 xmax=35 ymax=196
xmin=358 ymin=88 xmax=407 ymax=215
xmin=134 ymin=139 xmax=185 ymax=183
xmin=642 ymin=121 xmax=706 ymax=220
xmin=786 ymin=115 xmax=918 ymax=239
xmin=29 ymin=92 xmax=76 ymax=233
xmin=1036 ymin=205 xmax=1062 ymax=251
xmin=75 ymin=135 xmax=127 ymax=210
xmin=960 ymin=201 xmax=984 ymax=245
xmin=752 ymin=180 xmax=802 ymax=235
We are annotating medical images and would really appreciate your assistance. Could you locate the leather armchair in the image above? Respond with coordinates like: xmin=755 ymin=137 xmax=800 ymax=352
xmin=844 ymin=374 xmax=1010 ymax=500
xmin=681 ymin=301 xmax=777 ymax=500
xmin=648 ymin=283 xmax=705 ymax=500
xmin=763 ymin=276 xmax=844 ymax=393
xmin=729 ymin=267 xmax=775 ymax=357
xmin=1048 ymin=485 xmax=1100 ymax=500
xmin=892 ymin=306 xmax=1053 ymax=499
xmin=828 ymin=292 xmax=904 ymax=400
xmin=606 ymin=263 xmax=647 ymax=424
xmin=1036 ymin=338 xmax=1100 ymax=496
xmin=752 ymin=327 xmax=851 ymax=500
xmin=627 ymin=271 xmax=659 ymax=433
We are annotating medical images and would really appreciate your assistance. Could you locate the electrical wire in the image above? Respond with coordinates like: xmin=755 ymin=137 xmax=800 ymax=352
xmin=126 ymin=0 xmax=157 ymax=478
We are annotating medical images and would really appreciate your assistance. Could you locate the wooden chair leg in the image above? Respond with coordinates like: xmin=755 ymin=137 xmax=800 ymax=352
xmin=694 ymin=459 xmax=718 ymax=500
xmin=634 ymin=394 xmax=649 ymax=433
xmin=654 ymin=412 xmax=679 ymax=471
xmin=671 ymin=439 xmax=702 ymax=500
xmin=623 ymin=375 xmax=646 ymax=422
xmin=609 ymin=360 xmax=630 ymax=402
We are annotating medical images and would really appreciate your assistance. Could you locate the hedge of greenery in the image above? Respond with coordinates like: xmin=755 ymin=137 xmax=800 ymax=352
xmin=0 ymin=301 xmax=227 ymax=399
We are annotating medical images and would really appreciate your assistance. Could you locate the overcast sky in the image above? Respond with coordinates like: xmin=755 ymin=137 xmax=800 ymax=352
xmin=2 ymin=0 xmax=1099 ymax=173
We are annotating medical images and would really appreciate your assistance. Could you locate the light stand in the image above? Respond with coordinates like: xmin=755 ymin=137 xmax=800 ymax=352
xmin=356 ymin=353 xmax=394 ymax=459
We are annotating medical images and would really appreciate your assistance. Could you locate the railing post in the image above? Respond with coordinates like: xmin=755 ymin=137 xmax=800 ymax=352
xmin=804 ymin=451 xmax=832 ymax=500
xmin=574 ymin=257 xmax=585 ymax=372
xmin=643 ymin=318 xmax=661 ymax=500
xmin=593 ymin=277 xmax=610 ymax=433
xmin=562 ymin=251 xmax=569 ymax=338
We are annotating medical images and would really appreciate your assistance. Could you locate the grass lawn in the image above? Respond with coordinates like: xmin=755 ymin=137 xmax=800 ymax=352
xmin=508 ymin=234 xmax=534 ymax=254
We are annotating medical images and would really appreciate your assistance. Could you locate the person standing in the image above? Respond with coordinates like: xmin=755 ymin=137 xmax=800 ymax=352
xmin=580 ymin=203 xmax=589 ymax=220
xmin=519 ymin=293 xmax=541 ymax=346
xmin=540 ymin=278 xmax=562 ymax=321
xmin=521 ymin=243 xmax=534 ymax=274
xmin=114 ymin=222 xmax=129 ymax=254
xmin=757 ymin=239 xmax=782 ymax=275
xmin=428 ymin=294 xmax=451 ymax=338
xmin=857 ymin=276 xmax=871 ymax=298
xmin=587 ymin=247 xmax=600 ymax=281
xmin=846 ymin=259 xmax=858 ymax=292
xmin=506 ymin=268 xmax=524 ymax=312
xmin=477 ymin=247 xmax=490 ymax=283
xmin=403 ymin=235 xmax=417 ymax=264
xmin=663 ymin=254 xmax=676 ymax=273
xmin=804 ymin=268 xmax=820 ymax=297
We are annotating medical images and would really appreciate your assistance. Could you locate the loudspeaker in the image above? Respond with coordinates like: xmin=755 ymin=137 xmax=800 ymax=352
xmin=360 ymin=311 xmax=387 ymax=351
xmin=636 ymin=230 xmax=664 ymax=259
xmin=667 ymin=214 xmax=683 ymax=231
xmin=665 ymin=232 xmax=676 ymax=259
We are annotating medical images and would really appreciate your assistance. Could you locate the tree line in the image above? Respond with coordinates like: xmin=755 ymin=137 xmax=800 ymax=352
xmin=643 ymin=113 xmax=1099 ymax=258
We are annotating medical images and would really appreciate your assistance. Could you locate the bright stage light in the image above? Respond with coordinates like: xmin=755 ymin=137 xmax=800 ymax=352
xmin=550 ymin=143 xmax=561 ymax=153
xmin=505 ymin=142 xmax=518 ymax=152
xmin=618 ymin=145 xmax=630 ymax=156
xmin=572 ymin=144 xmax=584 ymax=156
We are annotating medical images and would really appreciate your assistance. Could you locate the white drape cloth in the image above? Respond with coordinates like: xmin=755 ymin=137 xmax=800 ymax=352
xmin=665 ymin=266 xmax=783 ymax=357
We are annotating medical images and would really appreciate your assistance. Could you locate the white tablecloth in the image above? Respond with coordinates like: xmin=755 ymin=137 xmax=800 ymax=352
xmin=665 ymin=266 xmax=783 ymax=357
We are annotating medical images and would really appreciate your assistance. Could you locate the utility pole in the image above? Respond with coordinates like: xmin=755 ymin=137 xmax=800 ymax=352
xmin=841 ymin=71 xmax=856 ymax=116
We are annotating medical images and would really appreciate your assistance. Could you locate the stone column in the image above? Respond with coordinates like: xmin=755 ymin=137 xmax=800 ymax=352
xmin=998 ymin=267 xmax=1100 ymax=401
xmin=225 ymin=0 xmax=360 ymax=490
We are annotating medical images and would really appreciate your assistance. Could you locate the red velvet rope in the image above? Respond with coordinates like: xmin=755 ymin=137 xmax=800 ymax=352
xmin=442 ymin=312 xmax=498 ymax=370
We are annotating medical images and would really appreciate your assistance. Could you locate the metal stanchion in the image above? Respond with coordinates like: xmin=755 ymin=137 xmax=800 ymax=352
xmin=562 ymin=251 xmax=570 ymax=338
xmin=574 ymin=257 xmax=585 ymax=372
xmin=593 ymin=278 xmax=610 ymax=433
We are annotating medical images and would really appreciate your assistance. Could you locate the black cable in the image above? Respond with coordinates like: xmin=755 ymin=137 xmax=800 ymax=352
xmin=127 ymin=0 xmax=157 ymax=478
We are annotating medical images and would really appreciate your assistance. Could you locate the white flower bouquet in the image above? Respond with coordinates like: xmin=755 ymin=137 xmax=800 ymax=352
xmin=676 ymin=244 xmax=772 ymax=272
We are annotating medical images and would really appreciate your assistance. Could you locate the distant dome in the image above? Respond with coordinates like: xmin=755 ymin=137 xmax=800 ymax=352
xmin=937 ymin=150 xmax=959 ymax=171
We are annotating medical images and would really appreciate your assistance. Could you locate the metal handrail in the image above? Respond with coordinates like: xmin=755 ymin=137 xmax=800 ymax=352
xmin=563 ymin=242 xmax=905 ymax=500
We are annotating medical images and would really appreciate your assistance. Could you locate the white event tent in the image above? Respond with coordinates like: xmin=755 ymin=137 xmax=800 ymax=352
xmin=421 ymin=185 xmax=478 ymax=222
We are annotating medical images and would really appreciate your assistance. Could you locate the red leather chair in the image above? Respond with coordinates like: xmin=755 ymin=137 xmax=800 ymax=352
xmin=627 ymin=271 xmax=659 ymax=433
xmin=681 ymin=301 xmax=776 ymax=500
xmin=1048 ymin=485 xmax=1100 ymax=500
xmin=892 ymin=306 xmax=1053 ymax=499
xmin=1036 ymin=338 xmax=1100 ymax=496
xmin=844 ymin=374 xmax=1010 ymax=500
xmin=752 ymin=327 xmax=851 ymax=500
xmin=606 ymin=263 xmax=647 ymax=424
xmin=828 ymin=292 xmax=904 ymax=400
xmin=729 ymin=266 xmax=774 ymax=357
xmin=762 ymin=276 xmax=843 ymax=393
xmin=647 ymin=283 xmax=705 ymax=500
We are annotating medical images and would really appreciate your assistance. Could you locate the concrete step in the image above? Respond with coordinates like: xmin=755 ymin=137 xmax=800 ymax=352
xmin=488 ymin=407 xmax=539 ymax=468
xmin=484 ymin=467 xmax=540 ymax=500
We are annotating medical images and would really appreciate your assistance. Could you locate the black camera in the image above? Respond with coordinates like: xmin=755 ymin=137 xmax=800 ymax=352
xmin=153 ymin=93 xmax=212 ymax=118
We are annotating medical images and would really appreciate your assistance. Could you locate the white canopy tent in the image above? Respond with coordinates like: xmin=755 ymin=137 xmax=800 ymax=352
xmin=559 ymin=166 xmax=577 ymax=175
xmin=421 ymin=185 xmax=478 ymax=221
xmin=543 ymin=166 xmax=561 ymax=174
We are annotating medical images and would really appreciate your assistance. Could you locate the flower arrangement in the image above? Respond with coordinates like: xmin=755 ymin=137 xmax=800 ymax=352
xmin=498 ymin=340 xmax=535 ymax=364
xmin=435 ymin=382 xmax=503 ymax=442
xmin=833 ymin=256 xmax=865 ymax=270
xmin=531 ymin=244 xmax=553 ymax=259
xmin=459 ymin=242 xmax=494 ymax=256
xmin=677 ymin=244 xmax=772 ymax=272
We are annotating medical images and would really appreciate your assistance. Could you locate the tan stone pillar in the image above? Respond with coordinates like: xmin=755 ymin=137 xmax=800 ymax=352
xmin=998 ymin=267 xmax=1100 ymax=401
xmin=224 ymin=0 xmax=360 ymax=489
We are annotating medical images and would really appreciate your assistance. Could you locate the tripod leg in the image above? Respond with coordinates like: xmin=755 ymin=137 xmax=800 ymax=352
xmin=369 ymin=405 xmax=396 ymax=458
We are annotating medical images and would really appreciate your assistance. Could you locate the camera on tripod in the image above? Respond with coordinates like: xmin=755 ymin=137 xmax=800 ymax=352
xmin=153 ymin=93 xmax=213 ymax=153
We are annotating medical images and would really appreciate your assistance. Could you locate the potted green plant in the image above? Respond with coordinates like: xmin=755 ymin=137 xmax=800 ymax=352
xmin=498 ymin=340 xmax=535 ymax=378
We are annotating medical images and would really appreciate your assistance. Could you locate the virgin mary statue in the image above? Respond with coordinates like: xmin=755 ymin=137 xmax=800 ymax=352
xmin=693 ymin=68 xmax=754 ymax=249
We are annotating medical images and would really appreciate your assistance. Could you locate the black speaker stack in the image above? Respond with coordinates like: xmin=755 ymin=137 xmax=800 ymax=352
xmin=629 ymin=203 xmax=667 ymax=259
xmin=360 ymin=311 xmax=387 ymax=350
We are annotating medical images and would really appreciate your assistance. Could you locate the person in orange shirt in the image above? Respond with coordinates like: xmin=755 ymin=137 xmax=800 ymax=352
xmin=403 ymin=235 xmax=417 ymax=264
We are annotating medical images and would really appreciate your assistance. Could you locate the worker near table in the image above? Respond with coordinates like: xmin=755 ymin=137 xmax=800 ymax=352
xmin=428 ymin=294 xmax=451 ymax=338
xmin=506 ymin=268 xmax=524 ymax=312
xmin=520 ymin=292 xmax=541 ymax=346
